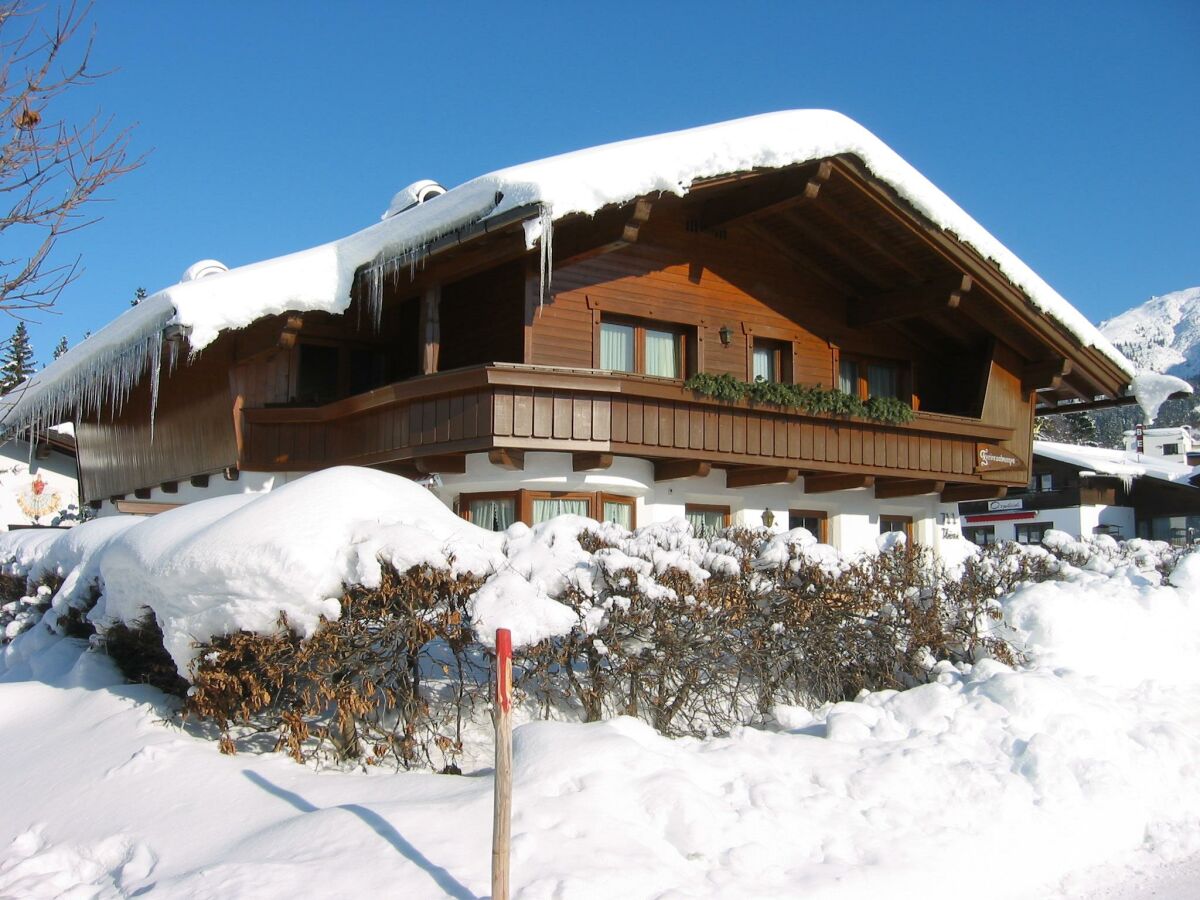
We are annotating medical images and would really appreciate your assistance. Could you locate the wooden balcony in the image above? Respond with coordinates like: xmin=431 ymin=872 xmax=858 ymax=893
xmin=239 ymin=364 xmax=1021 ymax=486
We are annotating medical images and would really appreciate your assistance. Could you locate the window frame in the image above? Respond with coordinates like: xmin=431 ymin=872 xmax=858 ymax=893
xmin=1014 ymin=521 xmax=1053 ymax=545
xmin=788 ymin=508 xmax=828 ymax=543
xmin=963 ymin=524 xmax=996 ymax=547
xmin=596 ymin=314 xmax=691 ymax=380
xmin=458 ymin=489 xmax=638 ymax=530
xmin=598 ymin=492 xmax=637 ymax=529
xmin=749 ymin=337 xmax=793 ymax=384
xmin=685 ymin=503 xmax=731 ymax=537
xmin=835 ymin=351 xmax=910 ymax=402
xmin=458 ymin=490 xmax=520 ymax=532
xmin=1030 ymin=472 xmax=1054 ymax=492
xmin=879 ymin=514 xmax=914 ymax=540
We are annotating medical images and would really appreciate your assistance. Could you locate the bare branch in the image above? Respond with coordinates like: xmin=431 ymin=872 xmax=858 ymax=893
xmin=0 ymin=1 xmax=143 ymax=314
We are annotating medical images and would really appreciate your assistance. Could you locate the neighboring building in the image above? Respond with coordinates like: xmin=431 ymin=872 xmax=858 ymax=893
xmin=0 ymin=426 xmax=80 ymax=529
xmin=0 ymin=112 xmax=1136 ymax=555
xmin=958 ymin=433 xmax=1200 ymax=546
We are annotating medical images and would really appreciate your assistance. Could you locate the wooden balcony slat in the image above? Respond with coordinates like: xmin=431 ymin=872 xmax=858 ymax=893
xmin=572 ymin=396 xmax=591 ymax=441
xmin=533 ymin=394 xmax=552 ymax=438
xmin=593 ymin=396 xmax=611 ymax=441
xmin=553 ymin=395 xmax=572 ymax=440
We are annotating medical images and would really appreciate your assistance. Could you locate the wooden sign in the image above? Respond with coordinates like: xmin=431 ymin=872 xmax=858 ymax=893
xmin=974 ymin=444 xmax=1025 ymax=473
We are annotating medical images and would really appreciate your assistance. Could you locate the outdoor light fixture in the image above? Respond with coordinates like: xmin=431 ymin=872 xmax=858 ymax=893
xmin=762 ymin=509 xmax=776 ymax=528
xmin=719 ymin=325 xmax=733 ymax=346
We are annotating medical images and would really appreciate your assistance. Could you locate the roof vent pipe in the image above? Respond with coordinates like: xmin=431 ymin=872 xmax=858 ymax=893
xmin=382 ymin=179 xmax=446 ymax=220
xmin=181 ymin=259 xmax=229 ymax=282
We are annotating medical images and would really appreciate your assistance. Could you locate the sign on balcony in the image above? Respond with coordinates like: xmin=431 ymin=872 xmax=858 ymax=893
xmin=974 ymin=444 xmax=1024 ymax=473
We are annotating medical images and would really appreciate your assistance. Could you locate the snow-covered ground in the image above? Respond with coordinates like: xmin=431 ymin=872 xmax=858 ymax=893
xmin=3 ymin=471 xmax=1200 ymax=898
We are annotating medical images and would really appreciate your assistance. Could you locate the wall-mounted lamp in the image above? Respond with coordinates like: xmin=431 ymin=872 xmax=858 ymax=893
xmin=719 ymin=325 xmax=733 ymax=346
xmin=762 ymin=509 xmax=776 ymax=528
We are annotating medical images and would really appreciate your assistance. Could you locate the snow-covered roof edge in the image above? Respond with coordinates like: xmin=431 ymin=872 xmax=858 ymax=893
xmin=1033 ymin=440 xmax=1198 ymax=486
xmin=1 ymin=109 xmax=1135 ymax=436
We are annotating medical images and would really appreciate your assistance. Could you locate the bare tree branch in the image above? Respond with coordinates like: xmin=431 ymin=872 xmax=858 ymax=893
xmin=0 ymin=1 xmax=143 ymax=313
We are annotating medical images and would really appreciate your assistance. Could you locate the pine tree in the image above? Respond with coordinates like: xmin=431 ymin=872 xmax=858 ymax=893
xmin=130 ymin=286 xmax=147 ymax=307
xmin=1064 ymin=411 xmax=1098 ymax=445
xmin=53 ymin=335 xmax=68 ymax=360
xmin=0 ymin=322 xmax=35 ymax=393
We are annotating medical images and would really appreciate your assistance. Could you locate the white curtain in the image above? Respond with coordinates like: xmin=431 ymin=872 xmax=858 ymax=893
xmin=644 ymin=328 xmax=679 ymax=378
xmin=532 ymin=498 xmax=590 ymax=523
xmin=600 ymin=323 xmax=634 ymax=372
xmin=753 ymin=347 xmax=773 ymax=382
xmin=838 ymin=360 xmax=858 ymax=395
xmin=867 ymin=364 xmax=899 ymax=398
xmin=470 ymin=497 xmax=515 ymax=531
xmin=686 ymin=508 xmax=725 ymax=537
xmin=602 ymin=500 xmax=632 ymax=529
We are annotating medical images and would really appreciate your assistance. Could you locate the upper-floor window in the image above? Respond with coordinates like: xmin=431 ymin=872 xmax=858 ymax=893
xmin=1162 ymin=443 xmax=1181 ymax=456
xmin=752 ymin=338 xmax=791 ymax=383
xmin=600 ymin=317 xmax=688 ymax=379
xmin=838 ymin=354 xmax=904 ymax=400
xmin=1030 ymin=472 xmax=1053 ymax=492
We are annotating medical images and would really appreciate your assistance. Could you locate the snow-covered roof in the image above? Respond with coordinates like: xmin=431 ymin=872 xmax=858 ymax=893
xmin=1033 ymin=440 xmax=1199 ymax=487
xmin=1 ymin=109 xmax=1135 ymax=436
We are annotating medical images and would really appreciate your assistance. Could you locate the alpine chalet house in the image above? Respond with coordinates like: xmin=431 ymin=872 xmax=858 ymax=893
xmin=0 ymin=111 xmax=1136 ymax=555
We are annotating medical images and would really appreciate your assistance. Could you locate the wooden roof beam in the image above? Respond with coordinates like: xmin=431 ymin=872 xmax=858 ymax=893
xmin=488 ymin=449 xmax=525 ymax=471
xmin=803 ymin=473 xmax=875 ymax=493
xmin=874 ymin=478 xmax=946 ymax=499
xmin=415 ymin=454 xmax=467 ymax=475
xmin=573 ymin=452 xmax=614 ymax=472
xmin=725 ymin=466 xmax=800 ymax=489
xmin=849 ymin=274 xmax=972 ymax=328
xmin=806 ymin=197 xmax=927 ymax=281
xmin=941 ymin=484 xmax=1008 ymax=503
xmin=654 ymin=459 xmax=712 ymax=482
xmin=698 ymin=161 xmax=832 ymax=230
xmin=779 ymin=208 xmax=892 ymax=289
xmin=1021 ymin=358 xmax=1072 ymax=394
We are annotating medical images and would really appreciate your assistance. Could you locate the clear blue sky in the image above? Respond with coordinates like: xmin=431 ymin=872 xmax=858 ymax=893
xmin=16 ymin=0 xmax=1200 ymax=364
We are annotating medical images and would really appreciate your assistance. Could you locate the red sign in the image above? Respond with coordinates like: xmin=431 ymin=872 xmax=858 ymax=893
xmin=964 ymin=511 xmax=1038 ymax=524
xmin=495 ymin=628 xmax=512 ymax=714
xmin=1135 ymin=423 xmax=1144 ymax=454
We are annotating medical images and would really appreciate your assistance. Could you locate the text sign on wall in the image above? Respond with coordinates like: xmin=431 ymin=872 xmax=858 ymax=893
xmin=974 ymin=444 xmax=1025 ymax=474
xmin=1135 ymin=422 xmax=1144 ymax=454
xmin=988 ymin=498 xmax=1024 ymax=511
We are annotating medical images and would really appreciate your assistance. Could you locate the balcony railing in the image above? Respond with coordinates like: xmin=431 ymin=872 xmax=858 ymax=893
xmin=240 ymin=364 xmax=1019 ymax=484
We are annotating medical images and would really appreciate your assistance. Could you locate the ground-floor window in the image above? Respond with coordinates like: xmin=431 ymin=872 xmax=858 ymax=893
xmin=879 ymin=515 xmax=913 ymax=539
xmin=1137 ymin=515 xmax=1200 ymax=545
xmin=1014 ymin=521 xmax=1052 ymax=545
xmin=963 ymin=525 xmax=996 ymax=547
xmin=686 ymin=504 xmax=729 ymax=537
xmin=789 ymin=509 xmax=828 ymax=543
xmin=459 ymin=489 xmax=637 ymax=531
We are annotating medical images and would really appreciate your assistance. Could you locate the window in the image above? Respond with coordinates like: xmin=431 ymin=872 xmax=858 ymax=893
xmin=296 ymin=344 xmax=341 ymax=405
xmin=788 ymin=509 xmax=828 ymax=542
xmin=529 ymin=493 xmax=592 ymax=523
xmin=879 ymin=515 xmax=913 ymax=538
xmin=1161 ymin=443 xmax=1180 ymax=456
xmin=600 ymin=493 xmax=636 ymax=529
xmin=459 ymin=490 xmax=637 ymax=530
xmin=1015 ymin=521 xmax=1052 ymax=545
xmin=1030 ymin=472 xmax=1054 ymax=492
xmin=463 ymin=493 xmax=517 ymax=532
xmin=599 ymin=317 xmax=689 ymax=379
xmin=838 ymin=354 xmax=905 ymax=400
xmin=963 ymin=525 xmax=996 ymax=547
xmin=686 ymin=504 xmax=729 ymax=537
xmin=751 ymin=338 xmax=791 ymax=384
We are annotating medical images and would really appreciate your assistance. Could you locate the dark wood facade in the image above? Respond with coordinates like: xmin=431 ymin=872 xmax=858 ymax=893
xmin=74 ymin=155 xmax=1130 ymax=504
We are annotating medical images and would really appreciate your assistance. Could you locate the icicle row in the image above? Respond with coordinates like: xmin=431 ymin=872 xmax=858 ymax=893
xmin=0 ymin=308 xmax=174 ymax=447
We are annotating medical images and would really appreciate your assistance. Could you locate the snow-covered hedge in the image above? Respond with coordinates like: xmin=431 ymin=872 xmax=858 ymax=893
xmin=0 ymin=467 xmax=1190 ymax=769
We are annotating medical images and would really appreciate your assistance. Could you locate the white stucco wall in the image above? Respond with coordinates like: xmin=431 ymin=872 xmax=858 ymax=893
xmin=434 ymin=451 xmax=948 ymax=557
xmin=0 ymin=439 xmax=80 ymax=528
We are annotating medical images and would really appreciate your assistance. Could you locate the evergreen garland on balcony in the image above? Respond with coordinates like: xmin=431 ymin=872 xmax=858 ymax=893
xmin=683 ymin=373 xmax=916 ymax=424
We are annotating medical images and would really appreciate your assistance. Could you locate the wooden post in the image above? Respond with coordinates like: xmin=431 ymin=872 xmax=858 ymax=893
xmin=492 ymin=628 xmax=513 ymax=900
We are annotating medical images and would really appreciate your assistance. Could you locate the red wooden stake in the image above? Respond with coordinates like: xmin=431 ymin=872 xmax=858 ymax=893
xmin=492 ymin=628 xmax=513 ymax=900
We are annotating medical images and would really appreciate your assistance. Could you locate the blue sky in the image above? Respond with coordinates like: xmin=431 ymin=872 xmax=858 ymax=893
xmin=13 ymin=0 xmax=1199 ymax=364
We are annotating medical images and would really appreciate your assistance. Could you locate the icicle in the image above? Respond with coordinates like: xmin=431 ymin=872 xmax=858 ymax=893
xmin=537 ymin=204 xmax=553 ymax=311
xmin=148 ymin=334 xmax=163 ymax=443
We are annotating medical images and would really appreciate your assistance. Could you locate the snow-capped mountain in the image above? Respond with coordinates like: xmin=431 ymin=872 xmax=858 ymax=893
xmin=1100 ymin=286 xmax=1200 ymax=376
